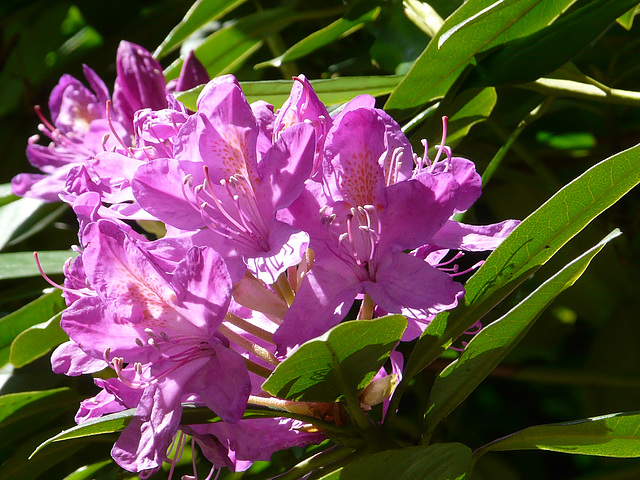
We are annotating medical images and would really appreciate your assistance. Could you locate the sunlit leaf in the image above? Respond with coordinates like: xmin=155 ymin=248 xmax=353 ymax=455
xmin=0 ymin=250 xmax=75 ymax=280
xmin=262 ymin=316 xmax=407 ymax=402
xmin=10 ymin=311 xmax=67 ymax=368
xmin=62 ymin=460 xmax=112 ymax=480
xmin=256 ymin=4 xmax=381 ymax=69
xmin=466 ymin=0 xmax=640 ymax=88
xmin=403 ymin=142 xmax=640 ymax=382
xmin=32 ymin=403 xmax=286 ymax=457
xmin=385 ymin=0 xmax=578 ymax=115
xmin=476 ymin=412 xmax=640 ymax=458
xmin=175 ymin=75 xmax=403 ymax=111
xmin=0 ymin=289 xmax=66 ymax=368
xmin=154 ymin=0 xmax=248 ymax=58
xmin=424 ymin=230 xmax=622 ymax=436
xmin=165 ymin=8 xmax=339 ymax=80
xmin=617 ymin=4 xmax=640 ymax=29
xmin=320 ymin=443 xmax=471 ymax=479
xmin=0 ymin=198 xmax=44 ymax=250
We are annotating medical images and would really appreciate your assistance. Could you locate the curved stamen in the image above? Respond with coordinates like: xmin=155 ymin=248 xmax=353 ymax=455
xmin=431 ymin=116 xmax=449 ymax=166
xmin=105 ymin=100 xmax=130 ymax=153
xmin=34 ymin=252 xmax=92 ymax=298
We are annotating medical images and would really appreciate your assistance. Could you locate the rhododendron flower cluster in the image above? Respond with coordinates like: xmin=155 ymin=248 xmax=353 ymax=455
xmin=14 ymin=42 xmax=518 ymax=478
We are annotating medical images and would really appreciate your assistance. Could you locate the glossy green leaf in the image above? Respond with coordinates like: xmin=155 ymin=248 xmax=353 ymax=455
xmin=256 ymin=5 xmax=381 ymax=69
xmin=62 ymin=460 xmax=112 ymax=480
xmin=10 ymin=311 xmax=67 ymax=367
xmin=32 ymin=403 xmax=287 ymax=457
xmin=0 ymin=289 xmax=66 ymax=368
xmin=0 ymin=250 xmax=75 ymax=280
xmin=403 ymin=142 xmax=640 ymax=383
xmin=424 ymin=230 xmax=622 ymax=436
xmin=322 ymin=443 xmax=471 ymax=479
xmin=404 ymin=0 xmax=444 ymax=37
xmin=175 ymin=75 xmax=404 ymax=111
xmin=476 ymin=412 xmax=640 ymax=458
xmin=154 ymin=0 xmax=248 ymax=58
xmin=0 ymin=183 xmax=18 ymax=208
xmin=165 ymin=8 xmax=327 ymax=80
xmin=0 ymin=201 xmax=67 ymax=250
xmin=262 ymin=316 xmax=407 ymax=402
xmin=467 ymin=0 xmax=640 ymax=88
xmin=0 ymin=198 xmax=44 ymax=250
xmin=617 ymin=5 xmax=640 ymax=29
xmin=32 ymin=408 xmax=136 ymax=457
xmin=385 ymin=0 xmax=577 ymax=115
xmin=0 ymin=388 xmax=78 ymax=449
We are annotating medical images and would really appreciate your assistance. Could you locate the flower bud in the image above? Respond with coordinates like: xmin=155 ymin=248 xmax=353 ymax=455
xmin=358 ymin=373 xmax=399 ymax=407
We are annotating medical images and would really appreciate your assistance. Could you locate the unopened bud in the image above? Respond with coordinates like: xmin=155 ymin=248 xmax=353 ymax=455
xmin=358 ymin=373 xmax=399 ymax=407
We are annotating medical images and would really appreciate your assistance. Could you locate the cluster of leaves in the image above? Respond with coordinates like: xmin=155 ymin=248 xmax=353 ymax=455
xmin=2 ymin=0 xmax=640 ymax=479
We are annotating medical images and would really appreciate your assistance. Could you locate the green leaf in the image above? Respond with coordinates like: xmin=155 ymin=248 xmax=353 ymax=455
xmin=323 ymin=443 xmax=471 ymax=479
xmin=164 ymin=8 xmax=317 ymax=81
xmin=403 ymin=141 xmax=640 ymax=383
xmin=62 ymin=460 xmax=112 ymax=480
xmin=256 ymin=5 xmax=381 ymax=69
xmin=467 ymin=0 xmax=640 ymax=88
xmin=476 ymin=412 xmax=640 ymax=458
xmin=385 ymin=0 xmax=578 ymax=115
xmin=0 ymin=183 xmax=18 ymax=208
xmin=32 ymin=403 xmax=287 ymax=458
xmin=0 ymin=289 xmax=66 ymax=368
xmin=0 ymin=250 xmax=75 ymax=280
xmin=0 ymin=198 xmax=44 ymax=250
xmin=175 ymin=75 xmax=404 ymax=111
xmin=424 ymin=230 xmax=622 ymax=436
xmin=0 ymin=201 xmax=67 ymax=250
xmin=262 ymin=316 xmax=407 ymax=402
xmin=10 ymin=311 xmax=67 ymax=368
xmin=0 ymin=388 xmax=78 ymax=449
xmin=617 ymin=4 xmax=640 ymax=29
xmin=32 ymin=408 xmax=135 ymax=457
xmin=154 ymin=0 xmax=248 ymax=58
xmin=408 ymin=87 xmax=497 ymax=153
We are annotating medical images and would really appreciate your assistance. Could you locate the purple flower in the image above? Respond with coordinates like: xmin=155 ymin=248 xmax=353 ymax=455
xmin=166 ymin=50 xmax=210 ymax=94
xmin=132 ymin=75 xmax=316 ymax=283
xmin=274 ymin=106 xmax=466 ymax=353
xmin=12 ymin=67 xmax=128 ymax=202
xmin=12 ymin=41 xmax=204 ymax=204
xmin=56 ymin=219 xmax=252 ymax=472
xmin=184 ymin=417 xmax=325 ymax=472
xmin=274 ymin=75 xmax=330 ymax=176
xmin=113 ymin=41 xmax=168 ymax=135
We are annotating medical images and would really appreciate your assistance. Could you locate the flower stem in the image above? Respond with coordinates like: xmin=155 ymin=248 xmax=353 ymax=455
xmin=519 ymin=77 xmax=640 ymax=107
